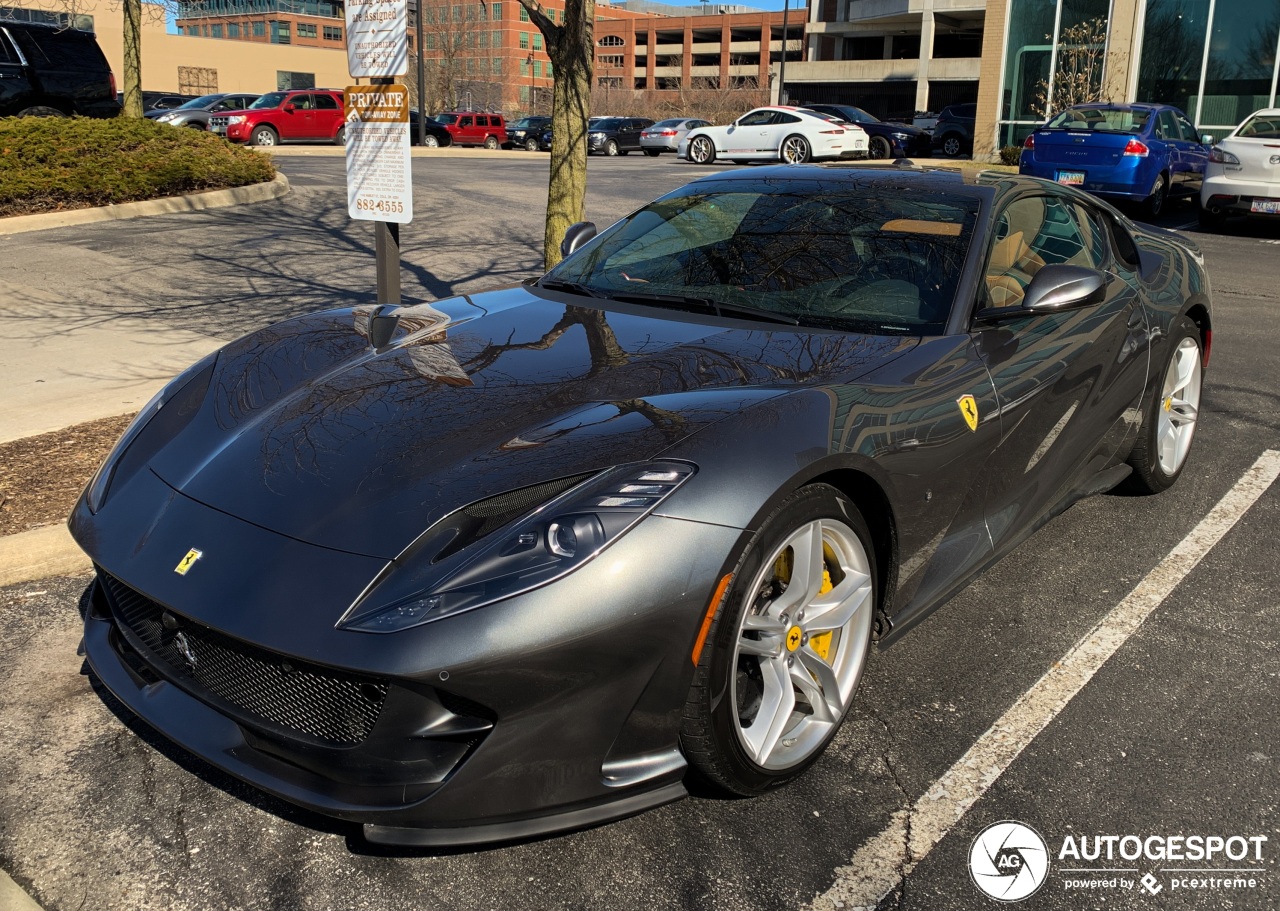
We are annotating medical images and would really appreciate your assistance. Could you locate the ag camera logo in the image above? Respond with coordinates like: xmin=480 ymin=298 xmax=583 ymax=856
xmin=970 ymin=821 xmax=1050 ymax=902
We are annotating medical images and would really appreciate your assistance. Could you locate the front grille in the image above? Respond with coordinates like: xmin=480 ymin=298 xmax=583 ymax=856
xmin=100 ymin=573 xmax=388 ymax=746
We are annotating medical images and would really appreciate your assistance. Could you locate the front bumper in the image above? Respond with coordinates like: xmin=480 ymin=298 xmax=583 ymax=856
xmin=72 ymin=470 xmax=739 ymax=843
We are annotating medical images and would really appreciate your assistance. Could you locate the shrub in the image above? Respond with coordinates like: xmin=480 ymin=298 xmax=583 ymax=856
xmin=998 ymin=145 xmax=1022 ymax=167
xmin=0 ymin=116 xmax=276 ymax=217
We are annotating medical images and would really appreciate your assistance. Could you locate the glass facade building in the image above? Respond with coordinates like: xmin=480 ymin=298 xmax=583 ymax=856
xmin=998 ymin=0 xmax=1280 ymax=147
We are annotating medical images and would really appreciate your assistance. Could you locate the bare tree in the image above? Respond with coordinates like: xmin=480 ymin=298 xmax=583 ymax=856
xmin=515 ymin=0 xmax=594 ymax=271
xmin=1033 ymin=17 xmax=1123 ymax=119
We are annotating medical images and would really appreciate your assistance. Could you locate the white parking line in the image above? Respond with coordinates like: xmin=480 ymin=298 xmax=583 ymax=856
xmin=809 ymin=450 xmax=1280 ymax=911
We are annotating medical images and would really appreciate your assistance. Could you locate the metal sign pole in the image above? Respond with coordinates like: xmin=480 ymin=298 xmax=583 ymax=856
xmin=372 ymin=74 xmax=402 ymax=307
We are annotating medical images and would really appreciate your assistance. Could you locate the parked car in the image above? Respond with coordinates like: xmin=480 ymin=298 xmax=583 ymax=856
xmin=1019 ymin=103 xmax=1210 ymax=217
xmin=536 ymin=117 xmax=607 ymax=152
xmin=505 ymin=115 xmax=551 ymax=150
xmin=434 ymin=111 xmax=507 ymax=148
xmin=1199 ymin=108 xmax=1280 ymax=229
xmin=931 ymin=103 xmax=977 ymax=157
xmin=640 ymin=118 xmax=711 ymax=156
xmin=0 ymin=21 xmax=119 ymax=118
xmin=800 ymin=103 xmax=932 ymax=159
xmin=681 ymin=106 xmax=869 ymax=164
xmin=211 ymin=90 xmax=347 ymax=146
xmin=72 ymin=164 xmax=1210 ymax=845
xmin=409 ymin=110 xmax=453 ymax=147
xmin=587 ymin=116 xmax=655 ymax=155
xmin=146 ymin=92 xmax=261 ymax=130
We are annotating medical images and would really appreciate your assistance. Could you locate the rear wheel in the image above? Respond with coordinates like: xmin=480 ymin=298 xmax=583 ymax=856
xmin=333 ymin=126 xmax=346 ymax=146
xmin=423 ymin=134 xmax=441 ymax=148
xmin=868 ymin=136 xmax=892 ymax=159
xmin=681 ymin=484 xmax=876 ymax=795
xmin=1142 ymin=174 xmax=1169 ymax=218
xmin=689 ymin=135 xmax=716 ymax=165
xmin=1126 ymin=316 xmax=1203 ymax=493
xmin=940 ymin=134 xmax=963 ymax=157
xmin=483 ymin=135 xmax=500 ymax=150
xmin=250 ymin=126 xmax=278 ymax=147
xmin=17 ymin=105 xmax=65 ymax=117
xmin=780 ymin=134 xmax=811 ymax=164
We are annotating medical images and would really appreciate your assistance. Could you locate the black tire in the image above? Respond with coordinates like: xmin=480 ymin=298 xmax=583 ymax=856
xmin=681 ymin=484 xmax=877 ymax=795
xmin=17 ymin=105 xmax=65 ymax=117
xmin=731 ymin=160 xmax=750 ymax=165
xmin=868 ymin=136 xmax=892 ymax=159
xmin=689 ymin=135 xmax=716 ymax=165
xmin=940 ymin=134 xmax=963 ymax=157
xmin=1125 ymin=316 xmax=1203 ymax=494
xmin=250 ymin=126 xmax=278 ymax=147
xmin=333 ymin=126 xmax=346 ymax=146
xmin=643 ymin=148 xmax=661 ymax=157
xmin=780 ymin=134 xmax=811 ymax=164
xmin=1142 ymin=174 xmax=1169 ymax=218
xmin=605 ymin=139 xmax=620 ymax=156
xmin=483 ymin=135 xmax=500 ymax=150
xmin=525 ymin=137 xmax=540 ymax=151
xmin=423 ymin=134 xmax=441 ymax=148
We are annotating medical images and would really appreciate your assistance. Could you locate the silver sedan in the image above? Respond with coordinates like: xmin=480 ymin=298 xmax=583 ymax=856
xmin=640 ymin=118 xmax=711 ymax=156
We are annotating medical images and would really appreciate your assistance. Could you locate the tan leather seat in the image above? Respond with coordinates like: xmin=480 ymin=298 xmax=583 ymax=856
xmin=985 ymin=231 xmax=1045 ymax=308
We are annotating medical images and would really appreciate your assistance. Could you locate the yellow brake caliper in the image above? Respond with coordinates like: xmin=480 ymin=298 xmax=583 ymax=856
xmin=809 ymin=555 xmax=835 ymax=662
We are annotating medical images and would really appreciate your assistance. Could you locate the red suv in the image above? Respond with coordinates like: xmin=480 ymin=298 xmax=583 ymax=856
xmin=434 ymin=112 xmax=507 ymax=149
xmin=212 ymin=89 xmax=346 ymax=147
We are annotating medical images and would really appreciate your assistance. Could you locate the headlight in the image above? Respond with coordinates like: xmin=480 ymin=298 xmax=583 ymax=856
xmin=340 ymin=461 xmax=696 ymax=632
xmin=1209 ymin=147 xmax=1239 ymax=165
xmin=156 ymin=112 xmax=176 ymax=123
xmin=589 ymin=132 xmax=604 ymax=140
xmin=228 ymin=115 xmax=247 ymax=125
xmin=84 ymin=351 xmax=218 ymax=513
xmin=892 ymin=132 xmax=909 ymax=140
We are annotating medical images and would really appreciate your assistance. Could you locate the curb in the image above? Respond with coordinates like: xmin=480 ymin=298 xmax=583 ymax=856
xmin=0 ymin=869 xmax=45 ymax=911
xmin=0 ymin=172 xmax=291 ymax=236
xmin=0 ymin=525 xmax=90 ymax=588
xmin=266 ymin=145 xmax=540 ymax=159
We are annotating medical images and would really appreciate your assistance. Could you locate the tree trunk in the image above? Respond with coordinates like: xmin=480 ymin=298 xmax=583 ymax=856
xmin=121 ymin=0 xmax=143 ymax=118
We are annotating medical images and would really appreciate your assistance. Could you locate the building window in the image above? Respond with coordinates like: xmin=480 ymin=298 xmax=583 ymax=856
xmin=228 ymin=23 xmax=241 ymax=38
xmin=323 ymin=25 xmax=341 ymax=40
xmin=533 ymin=60 xmax=541 ymax=78
xmin=598 ymin=35 xmax=624 ymax=47
xmin=253 ymin=21 xmax=265 ymax=37
xmin=545 ymin=60 xmax=551 ymax=77
xmin=425 ymin=34 xmax=435 ymax=49
xmin=276 ymin=71 xmax=315 ymax=90
xmin=520 ymin=85 xmax=529 ymax=103
xmin=492 ymin=58 xmax=502 ymax=75
xmin=519 ymin=31 xmax=529 ymax=49
xmin=597 ymin=54 xmax=623 ymax=67
xmin=520 ymin=5 xmax=529 ymax=21
xmin=479 ymin=31 xmax=488 ymax=48
xmin=491 ymin=2 xmax=501 ymax=19
xmin=492 ymin=30 xmax=501 ymax=47
xmin=520 ymin=58 xmax=529 ymax=76
xmin=297 ymin=23 xmax=317 ymax=38
xmin=211 ymin=23 xmax=223 ymax=37
xmin=271 ymin=20 xmax=291 ymax=44
xmin=533 ymin=33 xmax=542 ymax=51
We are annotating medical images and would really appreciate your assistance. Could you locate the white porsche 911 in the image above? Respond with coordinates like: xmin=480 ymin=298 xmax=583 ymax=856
xmin=679 ymin=106 xmax=869 ymax=165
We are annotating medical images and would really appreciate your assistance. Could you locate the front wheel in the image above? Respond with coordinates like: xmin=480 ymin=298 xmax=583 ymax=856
xmin=250 ymin=126 xmax=278 ymax=147
xmin=605 ymin=139 xmax=620 ymax=156
xmin=689 ymin=135 xmax=716 ymax=165
xmin=1125 ymin=316 xmax=1203 ymax=493
xmin=868 ymin=136 xmax=892 ymax=159
xmin=681 ymin=484 xmax=876 ymax=795
xmin=423 ymin=134 xmax=440 ymax=148
xmin=940 ymin=134 xmax=963 ymax=157
xmin=780 ymin=135 xmax=812 ymax=164
xmin=525 ymin=137 xmax=540 ymax=151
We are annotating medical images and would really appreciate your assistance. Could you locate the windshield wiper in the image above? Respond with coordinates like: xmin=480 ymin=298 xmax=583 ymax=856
xmin=538 ymin=278 xmax=604 ymax=298
xmin=608 ymin=291 xmax=800 ymax=325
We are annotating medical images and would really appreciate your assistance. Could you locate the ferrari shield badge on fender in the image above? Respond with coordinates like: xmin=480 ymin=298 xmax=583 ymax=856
xmin=174 ymin=548 xmax=203 ymax=576
xmin=957 ymin=395 xmax=979 ymax=432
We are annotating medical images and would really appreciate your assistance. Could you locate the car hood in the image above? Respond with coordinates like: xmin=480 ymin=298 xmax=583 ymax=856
xmin=146 ymin=288 xmax=916 ymax=560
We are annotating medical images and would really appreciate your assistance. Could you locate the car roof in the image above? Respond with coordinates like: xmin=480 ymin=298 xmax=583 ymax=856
xmin=686 ymin=162 xmax=990 ymax=195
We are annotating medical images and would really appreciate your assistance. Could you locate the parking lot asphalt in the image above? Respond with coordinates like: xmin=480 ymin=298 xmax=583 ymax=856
xmin=1 ymin=154 xmax=1277 ymax=911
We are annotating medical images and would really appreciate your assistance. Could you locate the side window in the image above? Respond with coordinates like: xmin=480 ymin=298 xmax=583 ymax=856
xmin=737 ymin=110 xmax=773 ymax=127
xmin=1175 ymin=113 xmax=1198 ymax=142
xmin=460 ymin=115 xmax=473 ymax=127
xmin=774 ymin=113 xmax=801 ymax=125
xmin=984 ymin=197 xmax=1049 ymax=309
xmin=0 ymin=31 xmax=21 ymax=66
xmin=1098 ymin=209 xmax=1141 ymax=271
xmin=314 ymin=94 xmax=338 ymax=110
xmin=1066 ymin=203 xmax=1109 ymax=270
xmin=1156 ymin=110 xmax=1178 ymax=141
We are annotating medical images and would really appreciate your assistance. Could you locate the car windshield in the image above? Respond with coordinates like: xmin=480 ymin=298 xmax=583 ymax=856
xmin=180 ymin=94 xmax=225 ymax=110
xmin=1235 ymin=113 xmax=1280 ymax=139
xmin=435 ymin=113 xmax=459 ymax=124
xmin=593 ymin=118 xmax=624 ymax=130
xmin=1047 ymin=107 xmax=1151 ymax=132
xmin=249 ymin=92 xmax=288 ymax=110
xmin=544 ymin=179 xmax=978 ymax=335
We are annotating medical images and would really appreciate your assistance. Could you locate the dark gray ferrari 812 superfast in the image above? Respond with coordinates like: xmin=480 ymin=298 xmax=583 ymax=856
xmin=71 ymin=165 xmax=1210 ymax=846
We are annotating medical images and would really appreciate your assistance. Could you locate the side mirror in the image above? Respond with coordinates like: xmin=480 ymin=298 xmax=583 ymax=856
xmin=1022 ymin=264 xmax=1107 ymax=313
xmin=1200 ymin=134 xmax=1214 ymax=145
xmin=283 ymin=102 xmax=295 ymax=113
xmin=560 ymin=221 xmax=597 ymax=258
xmin=368 ymin=304 xmax=401 ymax=349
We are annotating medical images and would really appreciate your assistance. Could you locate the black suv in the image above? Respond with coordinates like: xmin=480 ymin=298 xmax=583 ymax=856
xmin=0 ymin=22 xmax=120 ymax=117
xmin=506 ymin=115 xmax=551 ymax=150
xmin=588 ymin=117 xmax=655 ymax=155
xmin=931 ymin=103 xmax=977 ymax=157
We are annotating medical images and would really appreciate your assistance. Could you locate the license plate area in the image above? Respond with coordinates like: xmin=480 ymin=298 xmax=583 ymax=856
xmin=1250 ymin=199 xmax=1280 ymax=214
xmin=1055 ymin=170 xmax=1086 ymax=186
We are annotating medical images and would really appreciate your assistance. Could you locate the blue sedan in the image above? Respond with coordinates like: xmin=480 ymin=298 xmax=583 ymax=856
xmin=1020 ymin=103 xmax=1211 ymax=217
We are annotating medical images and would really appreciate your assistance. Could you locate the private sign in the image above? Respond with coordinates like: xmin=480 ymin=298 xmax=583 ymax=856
xmin=344 ymin=85 xmax=413 ymax=225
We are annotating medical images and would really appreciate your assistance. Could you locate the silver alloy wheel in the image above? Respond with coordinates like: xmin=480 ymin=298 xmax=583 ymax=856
xmin=781 ymin=135 xmax=810 ymax=163
xmin=731 ymin=517 xmax=874 ymax=770
xmin=1156 ymin=336 xmax=1202 ymax=475
xmin=942 ymin=135 xmax=962 ymax=156
xmin=423 ymin=135 xmax=440 ymax=148
xmin=484 ymin=135 xmax=499 ymax=149
xmin=689 ymin=136 xmax=714 ymax=164
xmin=252 ymin=127 xmax=277 ymax=147
xmin=525 ymin=137 xmax=539 ymax=151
